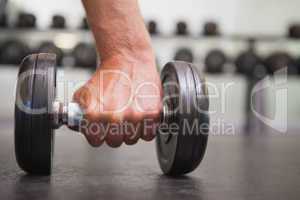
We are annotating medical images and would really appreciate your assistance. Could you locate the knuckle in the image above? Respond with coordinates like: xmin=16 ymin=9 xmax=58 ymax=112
xmin=124 ymin=129 xmax=140 ymax=145
xmin=142 ymin=127 xmax=156 ymax=141
xmin=131 ymin=111 xmax=144 ymax=122
xmin=73 ymin=87 xmax=91 ymax=108
xmin=105 ymin=132 xmax=123 ymax=148
xmin=110 ymin=112 xmax=126 ymax=123
xmin=85 ymin=135 xmax=103 ymax=147
xmin=124 ymin=137 xmax=139 ymax=145
xmin=105 ymin=139 xmax=123 ymax=148
xmin=141 ymin=134 xmax=155 ymax=142
xmin=86 ymin=111 xmax=101 ymax=122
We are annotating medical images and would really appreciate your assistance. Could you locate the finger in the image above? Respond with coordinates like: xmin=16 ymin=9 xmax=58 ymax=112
xmin=105 ymin=126 xmax=124 ymax=148
xmin=123 ymin=121 xmax=142 ymax=145
xmin=104 ymin=113 xmax=124 ymax=148
xmin=79 ymin=120 xmax=105 ymax=147
xmin=73 ymin=85 xmax=92 ymax=110
xmin=141 ymin=112 xmax=160 ymax=141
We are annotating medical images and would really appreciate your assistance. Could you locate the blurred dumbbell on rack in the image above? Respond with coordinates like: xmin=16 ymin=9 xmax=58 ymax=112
xmin=36 ymin=42 xmax=64 ymax=66
xmin=0 ymin=13 xmax=7 ymax=28
xmin=202 ymin=21 xmax=220 ymax=37
xmin=174 ymin=48 xmax=194 ymax=62
xmin=235 ymin=39 xmax=268 ymax=133
xmin=296 ymin=57 xmax=300 ymax=75
xmin=147 ymin=20 xmax=159 ymax=35
xmin=264 ymin=52 xmax=298 ymax=75
xmin=204 ymin=49 xmax=226 ymax=74
xmin=50 ymin=15 xmax=67 ymax=29
xmin=0 ymin=40 xmax=31 ymax=65
xmin=15 ymin=12 xmax=36 ymax=29
xmin=72 ymin=42 xmax=97 ymax=70
xmin=235 ymin=39 xmax=267 ymax=79
xmin=235 ymin=49 xmax=266 ymax=79
xmin=288 ymin=23 xmax=300 ymax=39
xmin=237 ymin=48 xmax=265 ymax=133
xmin=175 ymin=21 xmax=189 ymax=36
xmin=80 ymin=17 xmax=89 ymax=30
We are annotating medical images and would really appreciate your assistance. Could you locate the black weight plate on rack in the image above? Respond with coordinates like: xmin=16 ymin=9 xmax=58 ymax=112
xmin=37 ymin=42 xmax=64 ymax=66
xmin=15 ymin=53 xmax=56 ymax=175
xmin=174 ymin=48 xmax=194 ymax=63
xmin=156 ymin=61 xmax=209 ymax=176
xmin=72 ymin=43 xmax=97 ymax=69
xmin=296 ymin=57 xmax=300 ymax=75
xmin=51 ymin=15 xmax=66 ymax=29
xmin=202 ymin=21 xmax=220 ymax=36
xmin=265 ymin=52 xmax=298 ymax=75
xmin=0 ymin=40 xmax=31 ymax=65
xmin=205 ymin=49 xmax=226 ymax=74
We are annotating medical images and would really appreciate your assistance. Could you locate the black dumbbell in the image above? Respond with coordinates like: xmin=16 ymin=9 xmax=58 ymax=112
xmin=80 ymin=17 xmax=89 ymax=30
xmin=204 ymin=49 xmax=226 ymax=73
xmin=288 ymin=24 xmax=300 ymax=39
xmin=235 ymin=38 xmax=268 ymax=79
xmin=175 ymin=21 xmax=189 ymax=36
xmin=296 ymin=57 xmax=300 ymax=75
xmin=0 ymin=40 xmax=30 ymax=65
xmin=15 ymin=12 xmax=36 ymax=29
xmin=202 ymin=21 xmax=220 ymax=37
xmin=0 ymin=13 xmax=8 ymax=28
xmin=174 ymin=48 xmax=194 ymax=63
xmin=235 ymin=49 xmax=267 ymax=132
xmin=36 ymin=41 xmax=64 ymax=66
xmin=235 ymin=50 xmax=267 ymax=79
xmin=15 ymin=53 xmax=209 ymax=176
xmin=147 ymin=20 xmax=159 ymax=35
xmin=50 ymin=15 xmax=66 ymax=29
xmin=72 ymin=43 xmax=97 ymax=69
xmin=264 ymin=52 xmax=298 ymax=75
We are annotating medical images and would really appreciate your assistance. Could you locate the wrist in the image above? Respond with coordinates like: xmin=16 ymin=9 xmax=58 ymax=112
xmin=101 ymin=47 xmax=156 ymax=69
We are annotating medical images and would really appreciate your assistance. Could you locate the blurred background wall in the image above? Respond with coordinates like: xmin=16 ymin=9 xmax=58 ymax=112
xmin=7 ymin=0 xmax=300 ymax=35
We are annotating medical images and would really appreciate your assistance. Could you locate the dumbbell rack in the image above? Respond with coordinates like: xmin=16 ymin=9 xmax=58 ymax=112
xmin=0 ymin=28 xmax=300 ymax=134
xmin=1 ymin=29 xmax=300 ymax=68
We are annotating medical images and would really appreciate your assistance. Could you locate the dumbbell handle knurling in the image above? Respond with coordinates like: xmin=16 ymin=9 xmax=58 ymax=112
xmin=52 ymin=101 xmax=84 ymax=131
xmin=52 ymin=101 xmax=168 ymax=132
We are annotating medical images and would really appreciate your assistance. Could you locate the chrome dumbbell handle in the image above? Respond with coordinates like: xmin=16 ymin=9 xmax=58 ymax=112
xmin=52 ymin=101 xmax=169 ymax=132
xmin=52 ymin=101 xmax=84 ymax=131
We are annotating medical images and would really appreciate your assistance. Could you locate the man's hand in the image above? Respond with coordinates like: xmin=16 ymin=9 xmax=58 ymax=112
xmin=73 ymin=55 xmax=162 ymax=147
xmin=78 ymin=0 xmax=161 ymax=147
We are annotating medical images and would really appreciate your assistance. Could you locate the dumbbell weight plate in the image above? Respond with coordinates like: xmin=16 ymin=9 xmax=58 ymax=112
xmin=288 ymin=24 xmax=300 ymax=39
xmin=148 ymin=20 xmax=158 ymax=35
xmin=72 ymin=43 xmax=97 ymax=69
xmin=203 ymin=21 xmax=220 ymax=36
xmin=37 ymin=42 xmax=64 ymax=66
xmin=51 ymin=15 xmax=66 ymax=29
xmin=0 ymin=13 xmax=7 ymax=27
xmin=16 ymin=12 xmax=36 ymax=29
xmin=174 ymin=48 xmax=194 ymax=63
xmin=15 ymin=53 xmax=56 ymax=175
xmin=265 ymin=52 xmax=298 ymax=75
xmin=205 ymin=49 xmax=226 ymax=74
xmin=80 ymin=17 xmax=89 ymax=30
xmin=296 ymin=57 xmax=300 ymax=75
xmin=175 ymin=21 xmax=189 ymax=36
xmin=156 ymin=62 xmax=209 ymax=175
xmin=235 ymin=50 xmax=268 ymax=80
xmin=0 ymin=40 xmax=30 ymax=65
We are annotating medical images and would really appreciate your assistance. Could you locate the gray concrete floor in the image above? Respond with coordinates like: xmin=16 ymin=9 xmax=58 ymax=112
xmin=0 ymin=121 xmax=300 ymax=200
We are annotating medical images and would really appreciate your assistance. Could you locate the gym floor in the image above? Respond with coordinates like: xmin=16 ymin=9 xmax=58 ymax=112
xmin=1 ymin=120 xmax=299 ymax=200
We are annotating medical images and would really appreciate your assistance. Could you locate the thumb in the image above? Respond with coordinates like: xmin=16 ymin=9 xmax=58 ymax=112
xmin=73 ymin=85 xmax=92 ymax=111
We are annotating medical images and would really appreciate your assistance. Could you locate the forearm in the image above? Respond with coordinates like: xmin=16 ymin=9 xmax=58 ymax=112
xmin=82 ymin=0 xmax=154 ymax=63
